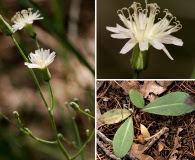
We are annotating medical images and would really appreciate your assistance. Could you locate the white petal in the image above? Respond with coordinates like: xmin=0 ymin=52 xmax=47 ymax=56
xmin=24 ymin=62 xmax=41 ymax=68
xmin=162 ymin=46 xmax=174 ymax=60
xmin=161 ymin=35 xmax=183 ymax=46
xmin=111 ymin=33 xmax=129 ymax=39
xmin=139 ymin=42 xmax=148 ymax=51
xmin=118 ymin=14 xmax=130 ymax=28
xmin=106 ymin=26 xmax=119 ymax=33
xmin=150 ymin=40 xmax=164 ymax=50
xmin=120 ymin=39 xmax=137 ymax=54
xmin=116 ymin=24 xmax=133 ymax=38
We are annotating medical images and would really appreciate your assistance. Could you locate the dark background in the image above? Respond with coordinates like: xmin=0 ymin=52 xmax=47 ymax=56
xmin=97 ymin=0 xmax=195 ymax=79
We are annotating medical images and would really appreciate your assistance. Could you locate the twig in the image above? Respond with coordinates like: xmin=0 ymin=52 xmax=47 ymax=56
xmin=97 ymin=130 xmax=138 ymax=160
xmin=97 ymin=130 xmax=112 ymax=145
xmin=144 ymin=127 xmax=169 ymax=152
xmin=97 ymin=139 xmax=121 ymax=160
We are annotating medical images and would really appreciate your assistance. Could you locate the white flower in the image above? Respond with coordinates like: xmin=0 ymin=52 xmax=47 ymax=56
xmin=11 ymin=8 xmax=43 ymax=32
xmin=24 ymin=48 xmax=56 ymax=69
xmin=106 ymin=0 xmax=183 ymax=60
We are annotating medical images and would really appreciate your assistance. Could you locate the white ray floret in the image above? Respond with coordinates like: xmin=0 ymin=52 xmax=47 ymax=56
xmin=11 ymin=8 xmax=43 ymax=32
xmin=106 ymin=0 xmax=183 ymax=60
xmin=24 ymin=48 xmax=56 ymax=69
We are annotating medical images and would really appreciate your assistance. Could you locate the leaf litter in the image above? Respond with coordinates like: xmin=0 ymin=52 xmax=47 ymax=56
xmin=97 ymin=81 xmax=195 ymax=160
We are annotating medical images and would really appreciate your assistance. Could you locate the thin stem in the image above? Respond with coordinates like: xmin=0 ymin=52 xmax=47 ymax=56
xmin=0 ymin=112 xmax=56 ymax=144
xmin=78 ymin=108 xmax=95 ymax=119
xmin=46 ymin=82 xmax=70 ymax=159
xmin=72 ymin=112 xmax=84 ymax=160
xmin=71 ymin=129 xmax=95 ymax=160
xmin=132 ymin=71 xmax=139 ymax=79
xmin=11 ymin=35 xmax=49 ymax=109
xmin=34 ymin=37 xmax=40 ymax=49
xmin=11 ymin=36 xmax=28 ymax=62
xmin=48 ymin=110 xmax=70 ymax=159
xmin=47 ymin=82 xmax=54 ymax=110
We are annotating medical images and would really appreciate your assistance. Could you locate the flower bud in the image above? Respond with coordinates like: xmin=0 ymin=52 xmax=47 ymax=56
xmin=0 ymin=15 xmax=13 ymax=36
xmin=85 ymin=109 xmax=90 ymax=114
xmin=86 ymin=129 xmax=89 ymax=137
xmin=13 ymin=111 xmax=19 ymax=119
xmin=70 ymin=102 xmax=80 ymax=110
xmin=73 ymin=98 xmax=79 ymax=104
xmin=130 ymin=44 xmax=149 ymax=73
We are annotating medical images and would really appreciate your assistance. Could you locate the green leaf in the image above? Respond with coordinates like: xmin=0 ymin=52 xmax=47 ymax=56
xmin=98 ymin=109 xmax=131 ymax=125
xmin=142 ymin=92 xmax=195 ymax=116
xmin=129 ymin=89 xmax=145 ymax=108
xmin=113 ymin=117 xmax=134 ymax=158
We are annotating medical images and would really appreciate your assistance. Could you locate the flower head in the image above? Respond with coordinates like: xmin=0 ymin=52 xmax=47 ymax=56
xmin=106 ymin=0 xmax=183 ymax=60
xmin=24 ymin=48 xmax=56 ymax=69
xmin=11 ymin=8 xmax=43 ymax=32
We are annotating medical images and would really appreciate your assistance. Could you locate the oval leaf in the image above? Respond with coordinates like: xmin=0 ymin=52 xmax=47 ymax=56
xmin=142 ymin=92 xmax=195 ymax=116
xmin=129 ymin=89 xmax=145 ymax=108
xmin=113 ymin=117 xmax=134 ymax=158
xmin=98 ymin=109 xmax=131 ymax=124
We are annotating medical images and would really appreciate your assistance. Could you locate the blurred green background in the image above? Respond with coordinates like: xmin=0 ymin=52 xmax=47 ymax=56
xmin=97 ymin=0 xmax=195 ymax=79
xmin=0 ymin=0 xmax=94 ymax=159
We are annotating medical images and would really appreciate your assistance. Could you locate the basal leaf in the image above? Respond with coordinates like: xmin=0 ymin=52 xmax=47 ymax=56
xmin=98 ymin=109 xmax=131 ymax=124
xmin=142 ymin=92 xmax=195 ymax=116
xmin=113 ymin=117 xmax=134 ymax=158
xmin=129 ymin=89 xmax=145 ymax=108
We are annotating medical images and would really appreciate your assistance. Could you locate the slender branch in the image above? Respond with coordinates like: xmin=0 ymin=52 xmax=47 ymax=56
xmin=72 ymin=112 xmax=84 ymax=160
xmin=0 ymin=112 xmax=56 ymax=144
xmin=11 ymin=35 xmax=49 ymax=109
xmin=46 ymin=82 xmax=70 ymax=159
xmin=48 ymin=110 xmax=71 ymax=159
xmin=71 ymin=129 xmax=95 ymax=160
xmin=47 ymin=82 xmax=54 ymax=110
xmin=78 ymin=108 xmax=95 ymax=119
xmin=34 ymin=37 xmax=40 ymax=49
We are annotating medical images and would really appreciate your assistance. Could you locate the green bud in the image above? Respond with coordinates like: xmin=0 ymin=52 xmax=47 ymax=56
xmin=73 ymin=98 xmax=79 ymax=104
xmin=86 ymin=129 xmax=90 ymax=137
xmin=85 ymin=109 xmax=90 ymax=114
xmin=0 ymin=15 xmax=13 ymax=36
xmin=130 ymin=44 xmax=149 ymax=73
xmin=70 ymin=102 xmax=80 ymax=110
xmin=24 ymin=23 xmax=36 ymax=39
xmin=41 ymin=67 xmax=51 ymax=82
xmin=13 ymin=111 xmax=19 ymax=119
xmin=64 ymin=102 xmax=69 ymax=107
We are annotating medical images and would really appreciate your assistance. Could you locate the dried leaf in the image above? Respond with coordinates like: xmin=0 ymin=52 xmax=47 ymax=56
xmin=140 ymin=124 xmax=150 ymax=138
xmin=98 ymin=109 xmax=131 ymax=124
xmin=130 ymin=143 xmax=154 ymax=160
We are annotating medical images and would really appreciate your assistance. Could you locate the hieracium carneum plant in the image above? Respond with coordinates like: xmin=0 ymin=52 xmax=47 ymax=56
xmin=99 ymin=89 xmax=195 ymax=158
xmin=0 ymin=8 xmax=94 ymax=160
xmin=106 ymin=0 xmax=183 ymax=78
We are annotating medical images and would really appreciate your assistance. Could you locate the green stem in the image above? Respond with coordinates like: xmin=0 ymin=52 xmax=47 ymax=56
xmin=72 ymin=112 xmax=84 ymax=160
xmin=48 ymin=110 xmax=70 ymax=159
xmin=0 ymin=112 xmax=56 ymax=144
xmin=46 ymin=82 xmax=70 ymax=159
xmin=71 ymin=129 xmax=95 ymax=160
xmin=11 ymin=35 xmax=49 ymax=109
xmin=132 ymin=71 xmax=139 ymax=79
xmin=47 ymin=82 xmax=54 ymax=110
xmin=78 ymin=109 xmax=95 ymax=119
xmin=34 ymin=37 xmax=40 ymax=49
